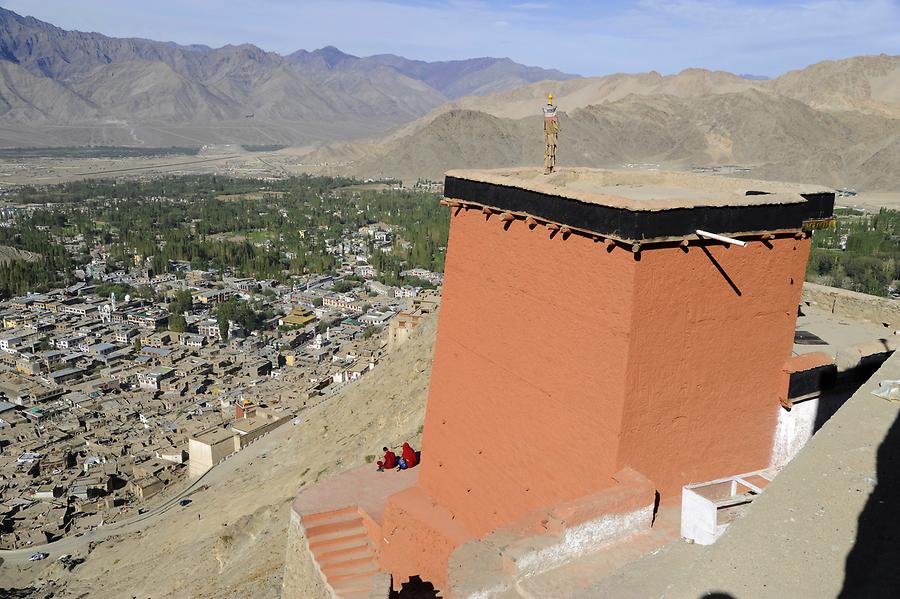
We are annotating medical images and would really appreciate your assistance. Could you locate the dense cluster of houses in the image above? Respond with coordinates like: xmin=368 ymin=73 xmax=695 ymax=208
xmin=0 ymin=200 xmax=444 ymax=548
xmin=0 ymin=269 xmax=440 ymax=550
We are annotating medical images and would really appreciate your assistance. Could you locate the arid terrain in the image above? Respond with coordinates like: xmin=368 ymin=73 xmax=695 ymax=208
xmin=0 ymin=6 xmax=897 ymax=596
xmin=0 ymin=8 xmax=573 ymax=148
xmin=3 ymin=54 xmax=894 ymax=196
xmin=0 ymin=145 xmax=302 ymax=186
xmin=301 ymin=54 xmax=900 ymax=191
xmin=0 ymin=314 xmax=436 ymax=599
xmin=0 ymin=8 xmax=896 ymax=195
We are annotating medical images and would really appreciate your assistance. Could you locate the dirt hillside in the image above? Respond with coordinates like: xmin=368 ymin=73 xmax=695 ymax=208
xmin=2 ymin=313 xmax=437 ymax=598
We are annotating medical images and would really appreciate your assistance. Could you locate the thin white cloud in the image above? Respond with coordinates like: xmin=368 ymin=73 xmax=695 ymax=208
xmin=511 ymin=2 xmax=551 ymax=9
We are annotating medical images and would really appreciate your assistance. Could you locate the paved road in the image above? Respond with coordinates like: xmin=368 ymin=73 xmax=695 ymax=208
xmin=0 ymin=420 xmax=290 ymax=567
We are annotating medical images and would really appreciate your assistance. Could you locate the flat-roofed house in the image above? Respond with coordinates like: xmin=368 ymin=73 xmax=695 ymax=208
xmin=137 ymin=367 xmax=175 ymax=391
xmin=188 ymin=426 xmax=236 ymax=477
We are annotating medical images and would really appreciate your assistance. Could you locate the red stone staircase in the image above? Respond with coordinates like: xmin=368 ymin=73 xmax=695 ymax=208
xmin=303 ymin=506 xmax=380 ymax=599
xmin=290 ymin=464 xmax=419 ymax=598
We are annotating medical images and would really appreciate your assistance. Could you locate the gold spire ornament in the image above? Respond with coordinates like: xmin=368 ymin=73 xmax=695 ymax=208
xmin=542 ymin=93 xmax=559 ymax=175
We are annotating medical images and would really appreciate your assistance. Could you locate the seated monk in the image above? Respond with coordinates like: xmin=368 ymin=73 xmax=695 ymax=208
xmin=401 ymin=442 xmax=418 ymax=468
xmin=377 ymin=447 xmax=397 ymax=472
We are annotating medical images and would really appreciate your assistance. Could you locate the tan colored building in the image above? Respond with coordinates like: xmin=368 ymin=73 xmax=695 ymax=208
xmin=188 ymin=426 xmax=236 ymax=477
xmin=129 ymin=476 xmax=164 ymax=501
xmin=195 ymin=289 xmax=231 ymax=305
xmin=387 ymin=311 xmax=426 ymax=352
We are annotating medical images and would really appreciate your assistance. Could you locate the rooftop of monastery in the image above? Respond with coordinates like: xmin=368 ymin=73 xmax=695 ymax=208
xmin=444 ymin=167 xmax=835 ymax=242
xmin=446 ymin=167 xmax=832 ymax=209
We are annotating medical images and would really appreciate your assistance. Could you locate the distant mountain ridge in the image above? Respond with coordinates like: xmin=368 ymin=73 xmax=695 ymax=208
xmin=0 ymin=7 xmax=577 ymax=147
xmin=302 ymin=54 xmax=900 ymax=192
xmin=287 ymin=47 xmax=575 ymax=99
xmin=0 ymin=7 xmax=896 ymax=193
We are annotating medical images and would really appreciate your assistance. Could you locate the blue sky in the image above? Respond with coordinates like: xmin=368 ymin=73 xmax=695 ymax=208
xmin=2 ymin=0 xmax=898 ymax=76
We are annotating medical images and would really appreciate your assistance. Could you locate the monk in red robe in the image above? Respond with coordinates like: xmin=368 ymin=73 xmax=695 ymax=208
xmin=401 ymin=442 xmax=418 ymax=468
xmin=377 ymin=447 xmax=397 ymax=471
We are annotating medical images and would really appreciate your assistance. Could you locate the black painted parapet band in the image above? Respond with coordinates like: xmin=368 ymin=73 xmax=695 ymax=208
xmin=444 ymin=176 xmax=835 ymax=242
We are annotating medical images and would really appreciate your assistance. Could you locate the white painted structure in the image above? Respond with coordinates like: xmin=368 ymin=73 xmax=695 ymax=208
xmin=508 ymin=504 xmax=654 ymax=578
xmin=770 ymin=399 xmax=820 ymax=470
xmin=681 ymin=469 xmax=774 ymax=545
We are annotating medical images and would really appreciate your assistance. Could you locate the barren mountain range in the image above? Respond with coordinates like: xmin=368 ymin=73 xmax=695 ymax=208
xmin=308 ymin=54 xmax=900 ymax=191
xmin=0 ymin=7 xmax=897 ymax=191
xmin=0 ymin=8 xmax=574 ymax=147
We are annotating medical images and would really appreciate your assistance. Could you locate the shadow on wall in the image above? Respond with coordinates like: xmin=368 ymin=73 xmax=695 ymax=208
xmin=813 ymin=346 xmax=894 ymax=433
xmin=699 ymin=245 xmax=741 ymax=296
xmin=812 ymin=387 xmax=855 ymax=434
xmin=390 ymin=576 xmax=441 ymax=598
xmin=840 ymin=409 xmax=900 ymax=597
xmin=701 ymin=594 xmax=736 ymax=599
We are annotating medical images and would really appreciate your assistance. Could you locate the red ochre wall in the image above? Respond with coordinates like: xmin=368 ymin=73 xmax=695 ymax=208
xmin=615 ymin=237 xmax=809 ymax=495
xmin=418 ymin=208 xmax=639 ymax=535
xmin=380 ymin=206 xmax=810 ymax=590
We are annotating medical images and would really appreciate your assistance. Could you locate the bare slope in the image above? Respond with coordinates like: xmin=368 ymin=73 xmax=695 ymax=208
xmin=323 ymin=89 xmax=900 ymax=190
xmin=445 ymin=68 xmax=757 ymax=120
xmin=772 ymin=54 xmax=900 ymax=117
xmin=5 ymin=314 xmax=436 ymax=598
xmin=288 ymin=48 xmax=578 ymax=100
xmin=299 ymin=54 xmax=900 ymax=191
xmin=435 ymin=54 xmax=900 ymax=120
xmin=0 ymin=8 xmax=573 ymax=147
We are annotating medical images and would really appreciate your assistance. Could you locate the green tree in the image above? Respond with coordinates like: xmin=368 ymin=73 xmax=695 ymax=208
xmin=168 ymin=289 xmax=194 ymax=316
xmin=218 ymin=313 xmax=230 ymax=341
xmin=168 ymin=313 xmax=187 ymax=333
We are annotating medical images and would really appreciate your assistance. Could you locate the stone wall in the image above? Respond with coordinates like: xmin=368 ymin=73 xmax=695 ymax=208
xmin=802 ymin=282 xmax=900 ymax=326
xmin=234 ymin=414 xmax=293 ymax=450
xmin=281 ymin=510 xmax=331 ymax=599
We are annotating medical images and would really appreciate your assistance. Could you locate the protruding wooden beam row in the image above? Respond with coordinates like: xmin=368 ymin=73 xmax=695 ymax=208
xmin=442 ymin=199 xmax=811 ymax=252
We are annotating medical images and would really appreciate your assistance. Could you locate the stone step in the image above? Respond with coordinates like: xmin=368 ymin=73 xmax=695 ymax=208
xmin=322 ymin=555 xmax=378 ymax=577
xmin=301 ymin=505 xmax=360 ymax=527
xmin=517 ymin=507 xmax=682 ymax=599
xmin=327 ymin=567 xmax=380 ymax=586
xmin=305 ymin=516 xmax=365 ymax=539
xmin=317 ymin=544 xmax=375 ymax=566
xmin=308 ymin=531 xmax=370 ymax=552
xmin=307 ymin=525 xmax=368 ymax=546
